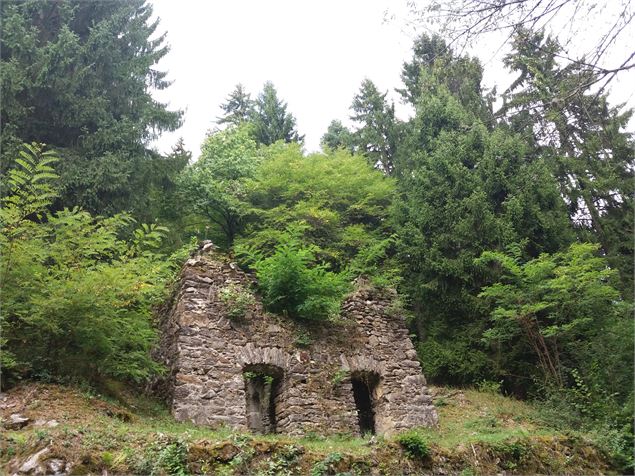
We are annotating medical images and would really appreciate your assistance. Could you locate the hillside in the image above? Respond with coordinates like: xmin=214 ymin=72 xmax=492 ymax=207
xmin=1 ymin=2 xmax=632 ymax=476
xmin=1 ymin=383 xmax=614 ymax=475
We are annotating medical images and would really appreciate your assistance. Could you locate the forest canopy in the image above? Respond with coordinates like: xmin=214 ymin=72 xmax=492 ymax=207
xmin=0 ymin=1 xmax=633 ymax=471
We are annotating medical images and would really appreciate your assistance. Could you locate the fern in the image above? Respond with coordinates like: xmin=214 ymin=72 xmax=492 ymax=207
xmin=1 ymin=143 xmax=59 ymax=227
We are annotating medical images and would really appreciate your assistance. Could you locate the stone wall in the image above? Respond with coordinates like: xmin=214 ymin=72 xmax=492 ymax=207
xmin=159 ymin=242 xmax=438 ymax=436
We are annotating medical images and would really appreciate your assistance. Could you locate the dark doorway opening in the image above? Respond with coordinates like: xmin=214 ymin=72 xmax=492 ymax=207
xmin=243 ymin=364 xmax=283 ymax=434
xmin=351 ymin=371 xmax=379 ymax=435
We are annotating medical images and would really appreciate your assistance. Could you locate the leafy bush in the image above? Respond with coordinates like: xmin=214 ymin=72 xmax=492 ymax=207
xmin=294 ymin=331 xmax=312 ymax=348
xmin=238 ymin=143 xmax=396 ymax=283
xmin=0 ymin=144 xmax=179 ymax=387
xmin=310 ymin=451 xmax=343 ymax=476
xmin=218 ymin=283 xmax=255 ymax=319
xmin=477 ymin=380 xmax=503 ymax=395
xmin=397 ymin=430 xmax=430 ymax=459
xmin=250 ymin=236 xmax=349 ymax=321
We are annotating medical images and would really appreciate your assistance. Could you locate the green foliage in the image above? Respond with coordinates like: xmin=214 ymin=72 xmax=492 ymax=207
xmin=144 ymin=138 xmax=192 ymax=249
xmin=501 ymin=29 xmax=634 ymax=296
xmin=178 ymin=125 xmax=261 ymax=246
xmin=476 ymin=380 xmax=503 ymax=395
xmin=258 ymin=444 xmax=302 ymax=476
xmin=310 ymin=451 xmax=343 ymax=476
xmin=217 ymin=83 xmax=254 ymax=127
xmin=250 ymin=81 xmax=302 ymax=145
xmin=478 ymin=242 xmax=633 ymax=472
xmin=477 ymin=243 xmax=624 ymax=385
xmin=491 ymin=439 xmax=530 ymax=471
xmin=0 ymin=0 xmax=182 ymax=215
xmin=398 ymin=33 xmax=493 ymax=123
xmin=350 ymin=79 xmax=398 ymax=174
xmin=239 ymin=142 xmax=397 ymax=286
xmin=293 ymin=331 xmax=312 ymax=348
xmin=1 ymin=145 xmax=178 ymax=386
xmin=219 ymin=284 xmax=256 ymax=320
xmin=396 ymin=430 xmax=430 ymax=459
xmin=149 ymin=438 xmax=189 ymax=476
xmin=244 ymin=371 xmax=274 ymax=385
xmin=331 ymin=369 xmax=350 ymax=387
xmin=249 ymin=234 xmax=348 ymax=321
xmin=320 ymin=120 xmax=354 ymax=152
xmin=391 ymin=37 xmax=576 ymax=389
xmin=1 ymin=142 xmax=59 ymax=221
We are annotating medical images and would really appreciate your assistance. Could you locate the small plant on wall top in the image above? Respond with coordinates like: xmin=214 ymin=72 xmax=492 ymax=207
xmin=244 ymin=371 xmax=274 ymax=385
xmin=331 ymin=369 xmax=350 ymax=386
xmin=294 ymin=331 xmax=312 ymax=348
xmin=219 ymin=283 xmax=255 ymax=319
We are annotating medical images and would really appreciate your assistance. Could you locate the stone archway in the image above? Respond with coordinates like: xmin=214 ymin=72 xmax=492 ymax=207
xmin=243 ymin=363 xmax=283 ymax=434
xmin=350 ymin=370 xmax=380 ymax=435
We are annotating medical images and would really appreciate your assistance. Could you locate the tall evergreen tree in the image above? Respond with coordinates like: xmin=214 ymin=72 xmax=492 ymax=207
xmin=320 ymin=120 xmax=354 ymax=152
xmin=350 ymin=79 xmax=399 ymax=174
xmin=500 ymin=29 xmax=634 ymax=296
xmin=398 ymin=33 xmax=493 ymax=124
xmin=251 ymin=81 xmax=302 ymax=146
xmin=392 ymin=42 xmax=573 ymax=388
xmin=217 ymin=83 xmax=254 ymax=127
xmin=0 ymin=0 xmax=182 ymax=215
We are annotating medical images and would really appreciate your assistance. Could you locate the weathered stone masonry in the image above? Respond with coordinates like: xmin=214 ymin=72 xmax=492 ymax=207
xmin=160 ymin=242 xmax=438 ymax=436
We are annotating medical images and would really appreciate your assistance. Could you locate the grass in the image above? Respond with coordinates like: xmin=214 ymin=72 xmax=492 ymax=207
xmin=0 ymin=382 xmax=616 ymax=475
xmin=420 ymin=386 xmax=554 ymax=447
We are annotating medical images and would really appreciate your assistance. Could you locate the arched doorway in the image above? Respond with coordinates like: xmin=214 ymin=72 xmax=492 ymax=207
xmin=243 ymin=364 xmax=283 ymax=434
xmin=350 ymin=371 xmax=380 ymax=435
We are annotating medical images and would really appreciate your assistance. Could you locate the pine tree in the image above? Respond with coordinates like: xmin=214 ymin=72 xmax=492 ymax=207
xmin=251 ymin=82 xmax=302 ymax=145
xmin=217 ymin=83 xmax=254 ymax=127
xmin=0 ymin=0 xmax=182 ymax=215
xmin=350 ymin=79 xmax=398 ymax=174
xmin=500 ymin=29 xmax=634 ymax=296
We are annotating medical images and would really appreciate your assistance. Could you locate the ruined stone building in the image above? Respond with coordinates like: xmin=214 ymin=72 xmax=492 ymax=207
xmin=160 ymin=242 xmax=438 ymax=436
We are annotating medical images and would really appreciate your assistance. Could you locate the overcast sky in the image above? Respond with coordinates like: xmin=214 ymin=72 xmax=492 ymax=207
xmin=150 ymin=0 xmax=634 ymax=157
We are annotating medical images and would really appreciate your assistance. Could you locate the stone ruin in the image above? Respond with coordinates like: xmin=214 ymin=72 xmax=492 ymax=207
xmin=159 ymin=242 xmax=438 ymax=436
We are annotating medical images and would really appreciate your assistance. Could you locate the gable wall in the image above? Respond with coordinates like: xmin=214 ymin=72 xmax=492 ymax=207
xmin=160 ymin=244 xmax=437 ymax=436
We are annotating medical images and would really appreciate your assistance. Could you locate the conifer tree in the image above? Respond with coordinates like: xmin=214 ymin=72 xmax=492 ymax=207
xmin=217 ymin=83 xmax=254 ymax=127
xmin=392 ymin=42 xmax=573 ymax=386
xmin=350 ymin=79 xmax=398 ymax=174
xmin=0 ymin=0 xmax=182 ymax=215
xmin=320 ymin=120 xmax=354 ymax=152
xmin=251 ymin=82 xmax=302 ymax=145
xmin=500 ymin=29 xmax=634 ymax=296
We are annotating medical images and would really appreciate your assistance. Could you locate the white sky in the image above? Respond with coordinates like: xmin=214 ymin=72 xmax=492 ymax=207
xmin=150 ymin=0 xmax=634 ymax=157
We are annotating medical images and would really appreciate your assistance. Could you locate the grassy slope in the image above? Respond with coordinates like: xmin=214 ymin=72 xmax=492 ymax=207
xmin=0 ymin=383 xmax=613 ymax=475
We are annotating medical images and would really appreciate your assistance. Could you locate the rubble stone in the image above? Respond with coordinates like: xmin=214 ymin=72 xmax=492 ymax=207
xmin=159 ymin=243 xmax=437 ymax=436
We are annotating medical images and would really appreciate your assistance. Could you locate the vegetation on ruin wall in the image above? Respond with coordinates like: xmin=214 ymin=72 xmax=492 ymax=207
xmin=0 ymin=0 xmax=633 ymax=472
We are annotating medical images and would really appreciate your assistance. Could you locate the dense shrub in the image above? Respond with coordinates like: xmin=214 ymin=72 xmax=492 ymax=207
xmin=0 ymin=144 xmax=184 ymax=387
xmin=239 ymin=143 xmax=397 ymax=285
xmin=250 ymin=236 xmax=348 ymax=321
xmin=397 ymin=430 xmax=430 ymax=459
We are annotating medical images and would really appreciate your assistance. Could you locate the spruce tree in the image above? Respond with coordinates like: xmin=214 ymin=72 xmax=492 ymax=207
xmin=392 ymin=42 xmax=573 ymax=387
xmin=251 ymin=81 xmax=302 ymax=145
xmin=0 ymin=0 xmax=182 ymax=215
xmin=500 ymin=29 xmax=634 ymax=296
xmin=217 ymin=83 xmax=254 ymax=127
xmin=350 ymin=79 xmax=398 ymax=174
